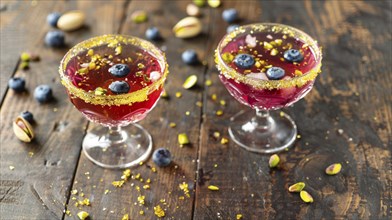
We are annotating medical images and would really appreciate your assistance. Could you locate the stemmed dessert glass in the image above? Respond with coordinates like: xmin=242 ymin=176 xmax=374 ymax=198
xmin=59 ymin=35 xmax=168 ymax=168
xmin=215 ymin=23 xmax=322 ymax=153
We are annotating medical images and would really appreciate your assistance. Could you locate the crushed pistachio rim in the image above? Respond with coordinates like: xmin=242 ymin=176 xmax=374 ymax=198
xmin=215 ymin=23 xmax=322 ymax=90
xmin=59 ymin=34 xmax=168 ymax=106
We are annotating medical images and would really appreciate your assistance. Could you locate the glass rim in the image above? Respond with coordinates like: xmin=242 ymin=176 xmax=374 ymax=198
xmin=59 ymin=34 xmax=169 ymax=106
xmin=215 ymin=23 xmax=322 ymax=90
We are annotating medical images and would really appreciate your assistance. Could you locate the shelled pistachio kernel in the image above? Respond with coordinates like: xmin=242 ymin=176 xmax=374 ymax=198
xmin=193 ymin=0 xmax=205 ymax=7
xmin=20 ymin=52 xmax=30 ymax=62
xmin=220 ymin=137 xmax=229 ymax=144
xmin=178 ymin=133 xmax=190 ymax=145
xmin=325 ymin=163 xmax=342 ymax=175
xmin=154 ymin=205 xmax=165 ymax=217
xmin=77 ymin=211 xmax=89 ymax=220
xmin=122 ymin=214 xmax=129 ymax=220
xmin=288 ymin=182 xmax=305 ymax=192
xmin=268 ymin=154 xmax=280 ymax=168
xmin=94 ymin=87 xmax=106 ymax=95
xmin=183 ymin=75 xmax=198 ymax=89
xmin=207 ymin=0 xmax=221 ymax=8
xmin=300 ymin=190 xmax=314 ymax=203
xmin=131 ymin=10 xmax=148 ymax=23
xmin=208 ymin=185 xmax=219 ymax=191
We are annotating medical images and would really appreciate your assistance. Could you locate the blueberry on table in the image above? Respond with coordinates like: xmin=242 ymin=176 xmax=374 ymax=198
xmin=222 ymin=8 xmax=238 ymax=23
xmin=34 ymin=85 xmax=53 ymax=103
xmin=108 ymin=81 xmax=130 ymax=94
xmin=47 ymin=12 xmax=61 ymax=27
xmin=233 ymin=54 xmax=255 ymax=69
xmin=145 ymin=27 xmax=161 ymax=41
xmin=152 ymin=148 xmax=172 ymax=167
xmin=45 ymin=31 xmax=65 ymax=47
xmin=283 ymin=49 xmax=304 ymax=63
xmin=21 ymin=111 xmax=34 ymax=123
xmin=226 ymin=24 xmax=239 ymax=33
xmin=109 ymin=64 xmax=130 ymax=77
xmin=266 ymin=67 xmax=285 ymax=80
xmin=182 ymin=49 xmax=199 ymax=65
xmin=8 ymin=77 xmax=25 ymax=92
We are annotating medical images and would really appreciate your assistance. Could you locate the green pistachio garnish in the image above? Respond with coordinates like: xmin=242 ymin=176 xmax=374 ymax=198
xmin=94 ymin=87 xmax=107 ymax=96
xmin=325 ymin=163 xmax=342 ymax=175
xmin=288 ymin=182 xmax=305 ymax=192
xmin=131 ymin=10 xmax=148 ymax=23
xmin=300 ymin=190 xmax=314 ymax=203
xmin=178 ymin=133 xmax=190 ymax=145
xmin=268 ymin=154 xmax=280 ymax=168
xmin=183 ymin=75 xmax=198 ymax=89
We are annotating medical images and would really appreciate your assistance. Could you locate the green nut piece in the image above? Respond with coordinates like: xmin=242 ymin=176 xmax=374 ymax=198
xmin=193 ymin=0 xmax=205 ymax=7
xmin=288 ymin=182 xmax=306 ymax=192
xmin=131 ymin=10 xmax=148 ymax=23
xmin=77 ymin=211 xmax=89 ymax=220
xmin=20 ymin=52 xmax=30 ymax=62
xmin=178 ymin=133 xmax=190 ymax=145
xmin=268 ymin=154 xmax=280 ymax=168
xmin=325 ymin=163 xmax=342 ymax=175
xmin=300 ymin=190 xmax=314 ymax=203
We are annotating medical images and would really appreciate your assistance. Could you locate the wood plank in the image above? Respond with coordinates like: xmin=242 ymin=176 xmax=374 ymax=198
xmin=195 ymin=0 xmax=391 ymax=219
xmin=0 ymin=1 xmax=126 ymax=219
xmin=64 ymin=0 xmax=209 ymax=219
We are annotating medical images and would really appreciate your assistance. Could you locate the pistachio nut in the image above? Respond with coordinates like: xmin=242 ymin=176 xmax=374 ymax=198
xmin=183 ymin=75 xmax=198 ymax=89
xmin=57 ymin=11 xmax=85 ymax=31
xmin=300 ymin=190 xmax=314 ymax=203
xmin=13 ymin=116 xmax=34 ymax=142
xmin=131 ymin=10 xmax=148 ymax=23
xmin=325 ymin=163 xmax=342 ymax=175
xmin=207 ymin=185 xmax=219 ymax=191
xmin=173 ymin=17 xmax=202 ymax=38
xmin=288 ymin=182 xmax=306 ymax=192
xmin=269 ymin=154 xmax=280 ymax=168
xmin=207 ymin=0 xmax=221 ymax=8
xmin=178 ymin=133 xmax=190 ymax=145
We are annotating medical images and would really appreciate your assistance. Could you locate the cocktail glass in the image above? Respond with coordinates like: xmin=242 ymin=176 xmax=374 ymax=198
xmin=59 ymin=35 xmax=168 ymax=168
xmin=215 ymin=23 xmax=322 ymax=153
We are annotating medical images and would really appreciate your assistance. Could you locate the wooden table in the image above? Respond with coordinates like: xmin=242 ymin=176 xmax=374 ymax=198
xmin=1 ymin=1 xmax=391 ymax=219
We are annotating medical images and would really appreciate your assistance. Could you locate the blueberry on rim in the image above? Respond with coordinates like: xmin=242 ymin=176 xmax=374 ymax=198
xmin=266 ymin=67 xmax=285 ymax=80
xmin=109 ymin=64 xmax=130 ymax=77
xmin=152 ymin=148 xmax=172 ymax=167
xmin=108 ymin=81 xmax=130 ymax=94
xmin=283 ymin=49 xmax=304 ymax=63
xmin=233 ymin=54 xmax=255 ymax=69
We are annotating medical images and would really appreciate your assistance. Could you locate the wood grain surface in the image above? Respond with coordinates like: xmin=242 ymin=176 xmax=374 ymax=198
xmin=0 ymin=0 xmax=391 ymax=220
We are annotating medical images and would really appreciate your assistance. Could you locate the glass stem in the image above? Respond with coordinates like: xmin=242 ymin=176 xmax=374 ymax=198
xmin=108 ymin=126 xmax=124 ymax=143
xmin=253 ymin=109 xmax=271 ymax=130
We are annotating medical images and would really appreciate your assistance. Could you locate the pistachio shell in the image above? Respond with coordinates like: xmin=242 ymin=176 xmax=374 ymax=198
xmin=57 ymin=11 xmax=85 ymax=31
xmin=173 ymin=17 xmax=202 ymax=38
xmin=288 ymin=182 xmax=306 ymax=192
xmin=269 ymin=154 xmax=280 ymax=168
xmin=13 ymin=116 xmax=34 ymax=142
xmin=300 ymin=190 xmax=314 ymax=203
xmin=186 ymin=4 xmax=201 ymax=17
xmin=325 ymin=163 xmax=342 ymax=175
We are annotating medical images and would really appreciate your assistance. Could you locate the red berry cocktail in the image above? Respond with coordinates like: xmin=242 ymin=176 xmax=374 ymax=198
xmin=215 ymin=23 xmax=322 ymax=153
xmin=59 ymin=35 xmax=168 ymax=168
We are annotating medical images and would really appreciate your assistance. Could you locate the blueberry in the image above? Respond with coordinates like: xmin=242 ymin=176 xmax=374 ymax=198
xmin=222 ymin=8 xmax=238 ymax=23
xmin=233 ymin=54 xmax=255 ymax=69
xmin=283 ymin=49 xmax=304 ymax=63
xmin=266 ymin=67 xmax=285 ymax=80
xmin=21 ymin=111 xmax=34 ymax=123
xmin=182 ymin=49 xmax=198 ymax=65
xmin=145 ymin=27 xmax=161 ymax=41
xmin=152 ymin=148 xmax=172 ymax=167
xmin=109 ymin=64 xmax=130 ymax=77
xmin=108 ymin=81 xmax=130 ymax=94
xmin=45 ymin=31 xmax=65 ymax=47
xmin=34 ymin=84 xmax=53 ymax=103
xmin=226 ymin=24 xmax=240 ymax=33
xmin=8 ymin=77 xmax=25 ymax=92
xmin=47 ymin=12 xmax=61 ymax=27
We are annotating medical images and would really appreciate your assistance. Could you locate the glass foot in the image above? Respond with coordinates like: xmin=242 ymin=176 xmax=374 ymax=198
xmin=82 ymin=123 xmax=152 ymax=169
xmin=228 ymin=109 xmax=297 ymax=153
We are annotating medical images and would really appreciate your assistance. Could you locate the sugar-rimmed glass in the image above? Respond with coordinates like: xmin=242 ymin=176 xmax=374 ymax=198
xmin=215 ymin=23 xmax=322 ymax=153
xmin=59 ymin=35 xmax=168 ymax=168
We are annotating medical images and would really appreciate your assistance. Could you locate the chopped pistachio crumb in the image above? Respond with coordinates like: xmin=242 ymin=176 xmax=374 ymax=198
xmin=77 ymin=211 xmax=89 ymax=220
xmin=169 ymin=122 xmax=177 ymax=128
xmin=205 ymin=79 xmax=212 ymax=86
xmin=143 ymin=185 xmax=150 ymax=190
xmin=297 ymin=135 xmax=301 ymax=139
xmin=115 ymin=46 xmax=122 ymax=55
xmin=263 ymin=41 xmax=273 ymax=50
xmin=214 ymin=164 xmax=218 ymax=168
xmin=220 ymin=137 xmax=229 ymax=144
xmin=185 ymin=111 xmax=190 ymax=115
xmin=280 ymin=111 xmax=285 ymax=117
xmin=161 ymin=90 xmax=168 ymax=98
xmin=220 ymin=100 xmax=226 ymax=106
xmin=216 ymin=110 xmax=223 ymax=116
xmin=9 ymin=166 xmax=15 ymax=170
xmin=178 ymin=133 xmax=190 ymax=145
xmin=138 ymin=195 xmax=145 ymax=205
xmin=270 ymin=48 xmax=278 ymax=56
xmin=179 ymin=182 xmax=190 ymax=197
xmin=104 ymin=189 xmax=110 ymax=194
xmin=139 ymin=210 xmax=144 ymax=215
xmin=71 ymin=189 xmax=78 ymax=195
xmin=154 ymin=205 xmax=165 ymax=217
xmin=236 ymin=214 xmax=243 ymax=219
xmin=87 ymin=49 xmax=94 ymax=56
xmin=65 ymin=210 xmax=71 ymax=216
xmin=196 ymin=101 xmax=203 ymax=107
xmin=175 ymin=92 xmax=182 ymax=98
xmin=211 ymin=94 xmax=217 ymax=101
xmin=122 ymin=214 xmax=129 ymax=220
xmin=28 ymin=152 xmax=34 ymax=157
xmin=208 ymin=185 xmax=219 ymax=191
xmin=151 ymin=167 xmax=157 ymax=172
xmin=112 ymin=180 xmax=125 ymax=187
xmin=295 ymin=70 xmax=303 ymax=76
xmin=213 ymin=131 xmax=220 ymax=138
